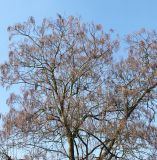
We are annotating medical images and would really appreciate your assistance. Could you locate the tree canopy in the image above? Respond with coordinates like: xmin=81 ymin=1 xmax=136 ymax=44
xmin=0 ymin=16 xmax=157 ymax=160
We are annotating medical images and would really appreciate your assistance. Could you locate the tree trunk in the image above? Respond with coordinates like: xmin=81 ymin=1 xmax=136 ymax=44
xmin=68 ymin=136 xmax=75 ymax=160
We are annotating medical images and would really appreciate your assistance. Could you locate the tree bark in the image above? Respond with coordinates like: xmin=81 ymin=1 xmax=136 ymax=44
xmin=68 ymin=136 xmax=75 ymax=160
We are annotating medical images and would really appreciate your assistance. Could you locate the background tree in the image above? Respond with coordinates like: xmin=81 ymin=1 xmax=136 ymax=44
xmin=0 ymin=16 xmax=157 ymax=160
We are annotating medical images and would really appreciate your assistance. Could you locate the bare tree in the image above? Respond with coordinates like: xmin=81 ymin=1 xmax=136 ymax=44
xmin=0 ymin=16 xmax=157 ymax=159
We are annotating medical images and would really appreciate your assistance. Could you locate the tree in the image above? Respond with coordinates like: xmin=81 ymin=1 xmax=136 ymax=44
xmin=0 ymin=16 xmax=157 ymax=159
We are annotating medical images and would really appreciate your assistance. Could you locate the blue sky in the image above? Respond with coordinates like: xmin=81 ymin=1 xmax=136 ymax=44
xmin=0 ymin=0 xmax=157 ymax=112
